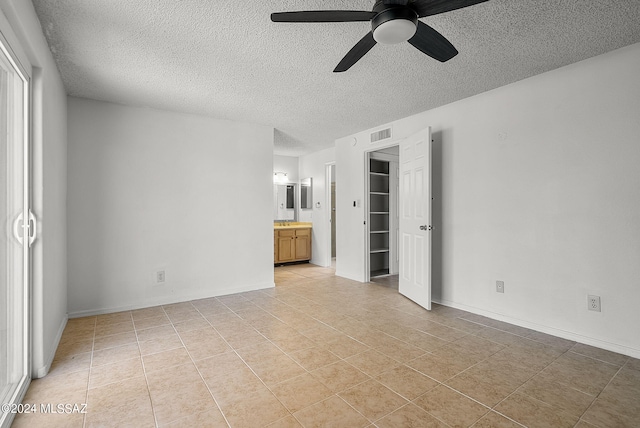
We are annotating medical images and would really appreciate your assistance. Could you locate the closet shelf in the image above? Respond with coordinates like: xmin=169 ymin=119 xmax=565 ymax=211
xmin=369 ymin=156 xmax=394 ymax=279
xmin=370 ymin=268 xmax=390 ymax=277
xmin=370 ymin=248 xmax=390 ymax=254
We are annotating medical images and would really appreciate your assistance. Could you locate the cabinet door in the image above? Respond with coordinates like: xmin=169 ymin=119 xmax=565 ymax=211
xmin=274 ymin=231 xmax=278 ymax=263
xmin=295 ymin=229 xmax=311 ymax=260
xmin=277 ymin=232 xmax=296 ymax=262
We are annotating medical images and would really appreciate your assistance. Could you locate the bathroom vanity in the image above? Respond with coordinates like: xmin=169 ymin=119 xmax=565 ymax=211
xmin=274 ymin=223 xmax=312 ymax=264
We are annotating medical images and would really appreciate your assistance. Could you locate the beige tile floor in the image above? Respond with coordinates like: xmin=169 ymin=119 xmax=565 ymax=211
xmin=13 ymin=263 xmax=640 ymax=427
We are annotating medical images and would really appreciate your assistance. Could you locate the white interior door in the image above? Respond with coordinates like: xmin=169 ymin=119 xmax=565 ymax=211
xmin=399 ymin=127 xmax=432 ymax=310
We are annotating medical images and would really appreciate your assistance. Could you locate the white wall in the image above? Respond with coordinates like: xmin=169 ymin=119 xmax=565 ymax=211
xmin=299 ymin=147 xmax=335 ymax=266
xmin=0 ymin=0 xmax=68 ymax=377
xmin=67 ymin=97 xmax=274 ymax=316
xmin=335 ymin=43 xmax=640 ymax=357
xmin=273 ymin=155 xmax=299 ymax=183
xmin=334 ymin=138 xmax=368 ymax=281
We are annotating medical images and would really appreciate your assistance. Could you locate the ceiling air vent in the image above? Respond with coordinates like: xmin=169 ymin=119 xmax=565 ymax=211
xmin=370 ymin=127 xmax=392 ymax=143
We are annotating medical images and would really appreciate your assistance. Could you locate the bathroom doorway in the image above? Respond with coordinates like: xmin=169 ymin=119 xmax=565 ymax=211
xmin=326 ymin=162 xmax=336 ymax=269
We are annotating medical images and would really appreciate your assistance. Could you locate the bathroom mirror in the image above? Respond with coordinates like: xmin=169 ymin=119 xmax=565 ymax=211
xmin=274 ymin=184 xmax=296 ymax=221
xmin=300 ymin=177 xmax=312 ymax=210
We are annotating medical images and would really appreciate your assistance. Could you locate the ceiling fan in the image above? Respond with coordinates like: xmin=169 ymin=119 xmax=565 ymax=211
xmin=271 ymin=0 xmax=489 ymax=72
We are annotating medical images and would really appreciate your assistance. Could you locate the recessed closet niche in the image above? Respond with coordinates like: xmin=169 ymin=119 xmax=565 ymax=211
xmin=367 ymin=146 xmax=399 ymax=278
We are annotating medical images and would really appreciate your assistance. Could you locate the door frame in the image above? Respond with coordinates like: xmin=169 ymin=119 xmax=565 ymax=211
xmin=362 ymin=140 xmax=404 ymax=283
xmin=324 ymin=162 xmax=335 ymax=268
xmin=0 ymin=10 xmax=33 ymax=427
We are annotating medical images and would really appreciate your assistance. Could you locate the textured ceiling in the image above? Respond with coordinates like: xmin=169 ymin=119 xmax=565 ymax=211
xmin=32 ymin=0 xmax=640 ymax=156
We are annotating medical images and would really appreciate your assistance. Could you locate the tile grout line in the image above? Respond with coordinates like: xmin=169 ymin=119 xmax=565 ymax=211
xmin=193 ymin=298 xmax=294 ymax=426
xmin=242 ymin=289 xmax=454 ymax=426
xmin=395 ymin=314 xmax=572 ymax=427
xmin=212 ymin=292 xmax=388 ymax=426
xmin=210 ymin=296 xmax=319 ymax=426
xmin=270 ymin=276 xmax=482 ymax=424
xmin=574 ymin=362 xmax=626 ymax=428
xmin=163 ymin=303 xmax=233 ymax=427
xmin=132 ymin=310 xmax=160 ymax=428
xmin=82 ymin=316 xmax=97 ymax=428
xmin=487 ymin=343 xmax=594 ymax=427
xmin=568 ymin=348 xmax=629 ymax=368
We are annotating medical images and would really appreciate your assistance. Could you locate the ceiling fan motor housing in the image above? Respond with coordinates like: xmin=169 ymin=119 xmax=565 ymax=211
xmin=372 ymin=5 xmax=418 ymax=44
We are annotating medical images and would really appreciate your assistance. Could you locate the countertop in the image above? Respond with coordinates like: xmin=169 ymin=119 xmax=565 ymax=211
xmin=274 ymin=222 xmax=312 ymax=230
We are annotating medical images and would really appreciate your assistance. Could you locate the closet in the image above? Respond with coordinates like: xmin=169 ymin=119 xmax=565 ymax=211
xmin=368 ymin=148 xmax=399 ymax=278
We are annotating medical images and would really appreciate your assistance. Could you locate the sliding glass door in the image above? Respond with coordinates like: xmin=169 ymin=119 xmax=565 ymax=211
xmin=0 ymin=26 xmax=30 ymax=428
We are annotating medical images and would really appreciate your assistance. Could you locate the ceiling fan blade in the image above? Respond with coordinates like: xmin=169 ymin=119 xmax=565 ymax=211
xmin=408 ymin=21 xmax=458 ymax=62
xmin=410 ymin=0 xmax=489 ymax=18
xmin=334 ymin=32 xmax=377 ymax=73
xmin=383 ymin=0 xmax=410 ymax=5
xmin=271 ymin=10 xmax=376 ymax=23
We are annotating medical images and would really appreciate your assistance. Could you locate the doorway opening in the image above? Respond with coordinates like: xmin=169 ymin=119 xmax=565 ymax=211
xmin=366 ymin=146 xmax=399 ymax=285
xmin=326 ymin=163 xmax=336 ymax=269
xmin=363 ymin=127 xmax=433 ymax=310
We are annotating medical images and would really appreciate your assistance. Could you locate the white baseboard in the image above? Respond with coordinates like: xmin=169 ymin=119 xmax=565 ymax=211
xmin=68 ymin=281 xmax=275 ymax=318
xmin=33 ymin=314 xmax=68 ymax=379
xmin=433 ymin=298 xmax=640 ymax=360
xmin=335 ymin=270 xmax=364 ymax=283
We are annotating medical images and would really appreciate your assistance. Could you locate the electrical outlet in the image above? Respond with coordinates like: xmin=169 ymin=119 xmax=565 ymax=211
xmin=588 ymin=295 xmax=601 ymax=312
xmin=156 ymin=270 xmax=165 ymax=283
xmin=496 ymin=280 xmax=504 ymax=293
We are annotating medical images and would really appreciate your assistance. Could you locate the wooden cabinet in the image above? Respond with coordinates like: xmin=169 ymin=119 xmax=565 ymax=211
xmin=277 ymin=229 xmax=296 ymax=263
xmin=294 ymin=228 xmax=311 ymax=260
xmin=274 ymin=227 xmax=311 ymax=264
xmin=274 ymin=231 xmax=277 ymax=260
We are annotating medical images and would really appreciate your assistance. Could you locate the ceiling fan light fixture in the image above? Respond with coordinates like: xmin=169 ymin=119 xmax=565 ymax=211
xmin=373 ymin=19 xmax=417 ymax=44
xmin=371 ymin=7 xmax=418 ymax=45
xmin=272 ymin=0 xmax=478 ymax=72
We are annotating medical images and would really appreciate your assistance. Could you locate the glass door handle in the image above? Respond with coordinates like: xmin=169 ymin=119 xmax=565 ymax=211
xmin=13 ymin=212 xmax=25 ymax=245
xmin=12 ymin=211 xmax=37 ymax=246
xmin=28 ymin=209 xmax=37 ymax=247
